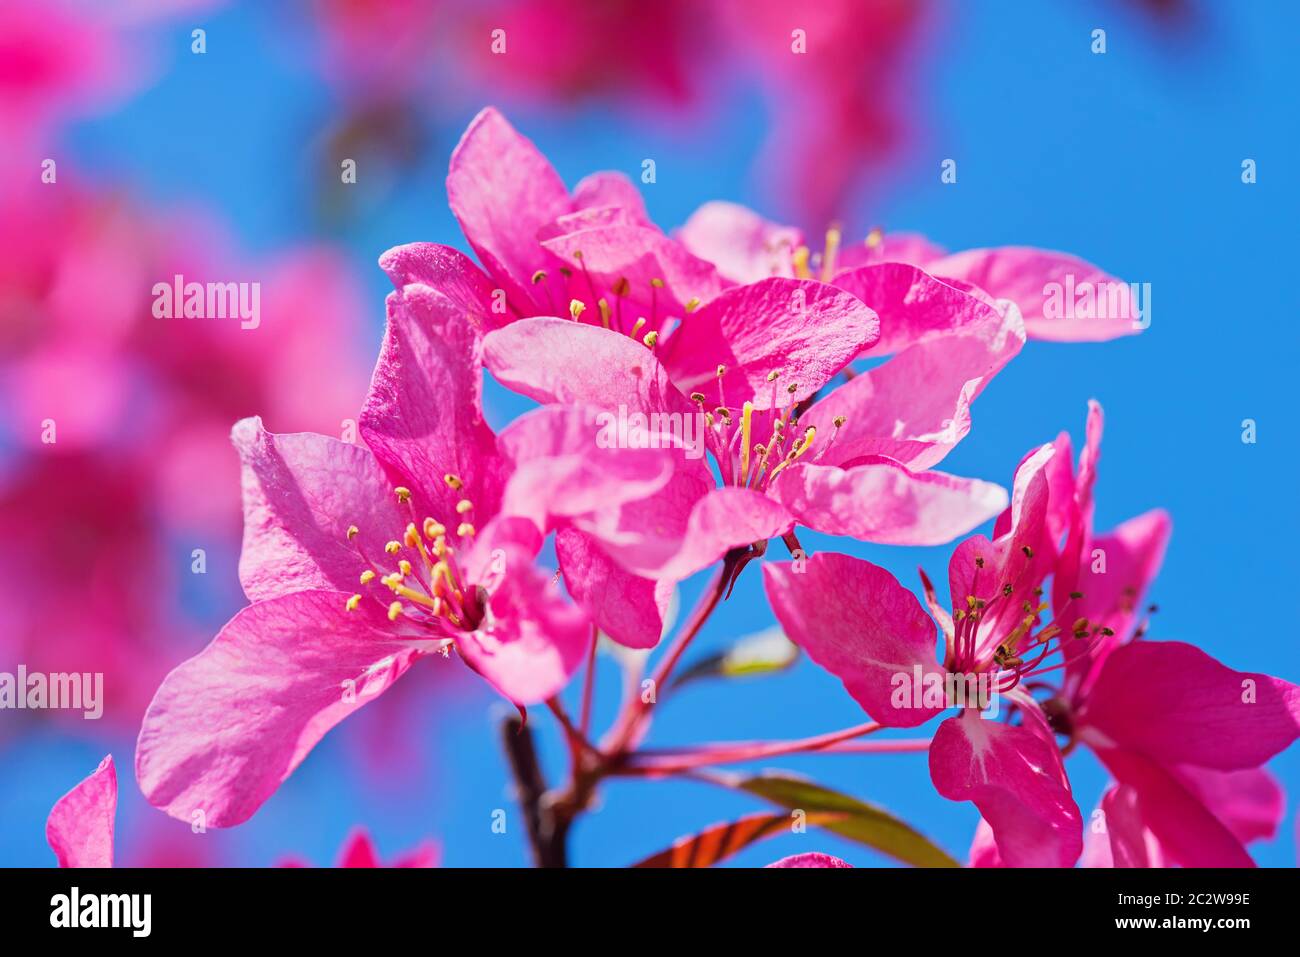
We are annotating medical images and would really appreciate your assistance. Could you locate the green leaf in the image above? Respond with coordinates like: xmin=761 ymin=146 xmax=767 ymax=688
xmin=717 ymin=771 xmax=959 ymax=868
xmin=670 ymin=626 xmax=799 ymax=690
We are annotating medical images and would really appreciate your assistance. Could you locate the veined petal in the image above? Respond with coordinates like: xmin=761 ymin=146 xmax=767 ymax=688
xmin=665 ymin=277 xmax=879 ymax=409
xmin=1079 ymin=641 xmax=1300 ymax=771
xmin=377 ymin=242 xmax=502 ymax=330
xmin=929 ymin=711 xmax=1082 ymax=867
xmin=766 ymin=852 xmax=853 ymax=868
xmin=47 ymin=755 xmax=116 ymax=868
xmin=926 ymin=246 xmax=1141 ymax=341
xmin=764 ymin=552 xmax=945 ymax=728
xmin=557 ymin=528 xmax=671 ymax=649
xmin=232 ymin=417 xmax=406 ymax=602
xmin=446 ymin=107 xmax=570 ymax=312
xmin=136 ymin=591 xmax=431 ymax=828
xmin=677 ymin=200 xmax=802 ymax=284
xmin=771 ymin=458 xmax=1008 ymax=547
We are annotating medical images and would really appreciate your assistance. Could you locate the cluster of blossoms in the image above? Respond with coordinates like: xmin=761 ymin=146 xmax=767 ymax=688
xmin=47 ymin=108 xmax=1300 ymax=868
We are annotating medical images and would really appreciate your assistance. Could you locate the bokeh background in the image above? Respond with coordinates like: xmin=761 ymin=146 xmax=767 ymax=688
xmin=2 ymin=0 xmax=1296 ymax=866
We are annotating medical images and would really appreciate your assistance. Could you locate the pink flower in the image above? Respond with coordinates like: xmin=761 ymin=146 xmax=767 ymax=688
xmin=418 ymin=109 xmax=1019 ymax=645
xmin=766 ymin=403 xmax=1300 ymax=867
xmin=766 ymin=852 xmax=853 ymax=868
xmin=47 ymin=755 xmax=117 ymax=868
xmin=280 ymin=828 xmax=440 ymax=868
xmin=680 ymin=201 xmax=1142 ymax=342
xmin=134 ymin=266 xmax=683 ymax=827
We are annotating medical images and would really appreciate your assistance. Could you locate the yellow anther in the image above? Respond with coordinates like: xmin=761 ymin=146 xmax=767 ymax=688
xmin=766 ymin=369 xmax=780 ymax=383
xmin=359 ymin=569 xmax=376 ymax=585
xmin=423 ymin=518 xmax=445 ymax=539
xmin=346 ymin=525 xmax=359 ymax=540
xmin=643 ymin=330 xmax=659 ymax=349
xmin=792 ymin=245 xmax=811 ymax=279
xmin=457 ymin=522 xmax=476 ymax=538
xmin=384 ymin=540 xmax=401 ymax=555
xmin=387 ymin=601 xmax=403 ymax=621
xmin=381 ymin=572 xmax=403 ymax=590
xmin=786 ymin=383 xmax=799 ymax=394
xmin=630 ymin=317 xmax=646 ymax=338
xmin=766 ymin=427 xmax=817 ymax=482
xmin=716 ymin=364 xmax=727 ymax=377
xmin=821 ymin=227 xmax=842 ymax=281
xmin=866 ymin=227 xmax=883 ymax=248
xmin=531 ymin=269 xmax=547 ymax=284
xmin=394 ymin=486 xmax=411 ymax=503
xmin=345 ymin=594 xmax=362 ymax=612
xmin=444 ymin=473 xmax=463 ymax=490
xmin=597 ymin=298 xmax=611 ymax=329
xmin=569 ymin=299 xmax=586 ymax=321
xmin=684 ymin=297 xmax=701 ymax=313
xmin=404 ymin=524 xmax=420 ymax=548
xmin=456 ymin=499 xmax=473 ymax=514
xmin=398 ymin=559 xmax=413 ymax=576
xmin=833 ymin=415 xmax=847 ymax=428
xmin=572 ymin=249 xmax=584 ymax=260
xmin=690 ymin=392 xmax=707 ymax=404
xmin=650 ymin=277 xmax=665 ymax=289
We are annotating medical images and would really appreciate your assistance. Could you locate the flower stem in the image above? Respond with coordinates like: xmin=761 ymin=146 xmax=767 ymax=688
xmin=611 ymin=720 xmax=886 ymax=775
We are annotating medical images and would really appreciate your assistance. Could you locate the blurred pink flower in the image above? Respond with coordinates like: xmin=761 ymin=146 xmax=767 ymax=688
xmin=280 ymin=828 xmax=440 ymax=868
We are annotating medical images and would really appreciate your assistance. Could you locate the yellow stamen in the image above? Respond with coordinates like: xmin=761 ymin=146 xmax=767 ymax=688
xmin=384 ymin=540 xmax=401 ymax=555
xmin=865 ymin=227 xmax=883 ymax=249
xmin=444 ymin=474 xmax=463 ymax=490
xmin=792 ymin=245 xmax=811 ymax=279
xmin=423 ymin=518 xmax=445 ymax=539
xmin=387 ymin=601 xmax=403 ymax=621
xmin=394 ymin=486 xmax=411 ymax=503
xmin=345 ymin=594 xmax=362 ymax=612
xmin=767 ymin=427 xmax=817 ymax=482
xmin=404 ymin=523 xmax=421 ymax=548
xmin=359 ymin=569 xmax=376 ymax=585
xmin=569 ymin=299 xmax=586 ymax=321
xmin=650 ymin=277 xmax=664 ymax=289
xmin=398 ymin=559 xmax=413 ymax=576
xmin=630 ymin=317 xmax=646 ymax=339
xmin=456 ymin=499 xmax=473 ymax=514
xmin=597 ymin=298 xmax=610 ymax=329
xmin=643 ymin=330 xmax=658 ymax=349
xmin=457 ymin=522 xmax=476 ymax=538
xmin=684 ymin=297 xmax=701 ymax=313
xmin=821 ymin=227 xmax=841 ymax=281
xmin=531 ymin=269 xmax=547 ymax=285
xmin=394 ymin=584 xmax=437 ymax=610
xmin=346 ymin=525 xmax=359 ymax=540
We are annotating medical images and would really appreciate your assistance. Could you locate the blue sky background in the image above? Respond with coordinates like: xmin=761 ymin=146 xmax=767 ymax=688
xmin=2 ymin=1 xmax=1297 ymax=867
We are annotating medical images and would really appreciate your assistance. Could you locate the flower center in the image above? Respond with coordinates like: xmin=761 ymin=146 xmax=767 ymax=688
xmin=342 ymin=474 xmax=486 ymax=635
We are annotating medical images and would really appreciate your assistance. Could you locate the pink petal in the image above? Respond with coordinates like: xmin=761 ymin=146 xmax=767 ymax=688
xmin=652 ymin=485 xmax=794 ymax=582
xmin=571 ymin=171 xmax=651 ymax=225
xmin=1080 ymin=640 xmax=1300 ymax=771
xmin=556 ymin=528 xmax=670 ymax=649
xmin=377 ymin=241 xmax=504 ymax=331
xmin=798 ymin=298 xmax=1023 ymax=471
xmin=1095 ymin=748 xmax=1254 ymax=867
xmin=455 ymin=547 xmax=591 ymax=705
xmin=541 ymin=223 xmax=725 ymax=319
xmin=766 ymin=852 xmax=853 ymax=868
xmin=1175 ymin=766 xmax=1285 ymax=845
xmin=361 ymin=286 xmax=505 ymax=525
xmin=1080 ymin=784 xmax=1164 ymax=868
xmin=47 ymin=755 xmax=116 ymax=868
xmin=446 ymin=107 xmax=571 ymax=312
xmin=484 ymin=317 xmax=695 ymax=417
xmin=834 ymin=231 xmax=947 ymax=273
xmin=664 ymin=277 xmax=879 ymax=409
xmin=967 ymin=818 xmax=1004 ymax=867
xmin=677 ymin=200 xmax=801 ymax=284
xmin=232 ymin=417 xmax=407 ymax=603
xmin=136 ymin=590 xmax=430 ymax=827
xmin=336 ymin=829 xmax=381 ymax=868
xmin=929 ymin=711 xmax=1082 ymax=867
xmin=764 ymin=552 xmax=946 ymax=728
xmin=926 ymin=247 xmax=1141 ymax=341
xmin=831 ymin=262 xmax=1008 ymax=356
xmin=770 ymin=459 xmax=1008 ymax=547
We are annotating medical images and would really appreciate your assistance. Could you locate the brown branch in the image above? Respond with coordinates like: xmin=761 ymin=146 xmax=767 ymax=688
xmin=500 ymin=715 xmax=570 ymax=868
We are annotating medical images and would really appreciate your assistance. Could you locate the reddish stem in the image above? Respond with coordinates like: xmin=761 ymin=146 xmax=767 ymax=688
xmin=613 ymin=720 xmax=885 ymax=775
